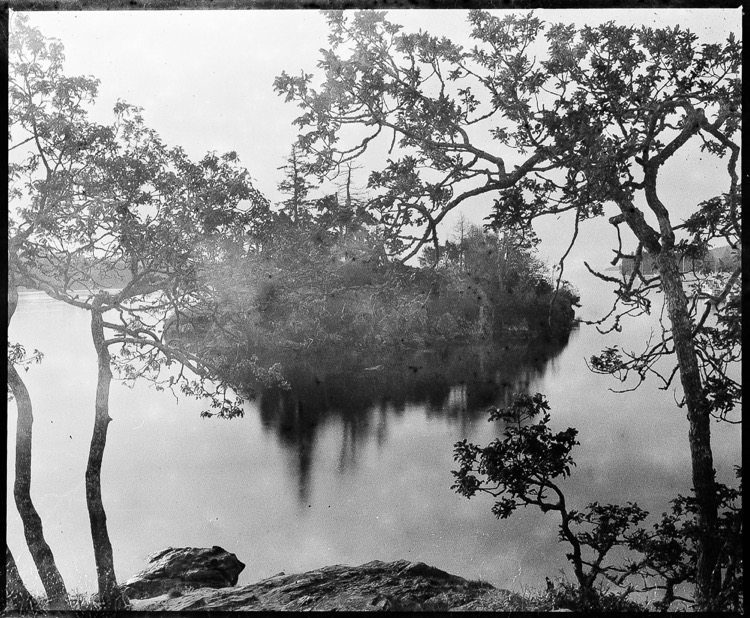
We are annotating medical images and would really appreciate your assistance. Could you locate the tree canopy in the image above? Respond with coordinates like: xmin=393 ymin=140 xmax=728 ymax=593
xmin=276 ymin=11 xmax=741 ymax=610
xmin=275 ymin=10 xmax=740 ymax=275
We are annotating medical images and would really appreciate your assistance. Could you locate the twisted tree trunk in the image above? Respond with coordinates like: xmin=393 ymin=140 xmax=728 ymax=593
xmin=86 ymin=304 xmax=128 ymax=610
xmin=618 ymin=180 xmax=722 ymax=609
xmin=656 ymin=251 xmax=720 ymax=609
xmin=7 ymin=279 xmax=70 ymax=610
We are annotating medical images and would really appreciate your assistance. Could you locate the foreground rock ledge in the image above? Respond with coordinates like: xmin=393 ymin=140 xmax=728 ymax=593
xmin=122 ymin=546 xmax=245 ymax=600
xmin=130 ymin=558 xmax=525 ymax=611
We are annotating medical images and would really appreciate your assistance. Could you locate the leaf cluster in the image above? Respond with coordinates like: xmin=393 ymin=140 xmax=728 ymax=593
xmin=452 ymin=393 xmax=577 ymax=519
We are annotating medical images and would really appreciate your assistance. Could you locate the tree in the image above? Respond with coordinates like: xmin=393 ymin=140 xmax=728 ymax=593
xmin=7 ymin=340 xmax=69 ymax=610
xmin=277 ymin=145 xmax=317 ymax=226
xmin=419 ymin=222 xmax=578 ymax=339
xmin=275 ymin=11 xmax=741 ymax=608
xmin=7 ymin=19 xmax=81 ymax=609
xmin=452 ymin=394 xmax=743 ymax=611
xmin=452 ymin=395 xmax=644 ymax=609
xmin=7 ymin=327 xmax=68 ymax=610
xmin=9 ymin=16 xmax=274 ymax=609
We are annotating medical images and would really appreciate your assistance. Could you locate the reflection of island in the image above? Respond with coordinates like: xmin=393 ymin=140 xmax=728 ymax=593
xmin=254 ymin=336 xmax=569 ymax=503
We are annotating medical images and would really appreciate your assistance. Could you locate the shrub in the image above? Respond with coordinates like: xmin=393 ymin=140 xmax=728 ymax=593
xmin=452 ymin=393 xmax=743 ymax=611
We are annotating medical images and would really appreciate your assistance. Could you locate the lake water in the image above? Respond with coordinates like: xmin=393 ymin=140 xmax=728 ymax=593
xmin=6 ymin=276 xmax=741 ymax=597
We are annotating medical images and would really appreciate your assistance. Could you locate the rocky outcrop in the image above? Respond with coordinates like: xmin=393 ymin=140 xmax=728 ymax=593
xmin=121 ymin=546 xmax=245 ymax=600
xmin=129 ymin=558 xmax=528 ymax=611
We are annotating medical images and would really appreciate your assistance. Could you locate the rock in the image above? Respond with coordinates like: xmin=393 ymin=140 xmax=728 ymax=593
xmin=121 ymin=546 xmax=245 ymax=600
xmin=131 ymin=558 xmax=506 ymax=611
xmin=451 ymin=589 xmax=527 ymax=611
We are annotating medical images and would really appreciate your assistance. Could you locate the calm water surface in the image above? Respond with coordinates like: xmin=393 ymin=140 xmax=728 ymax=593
xmin=6 ymin=277 xmax=741 ymax=595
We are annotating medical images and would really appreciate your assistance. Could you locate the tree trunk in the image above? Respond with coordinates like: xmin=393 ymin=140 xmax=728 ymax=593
xmin=656 ymin=250 xmax=720 ymax=609
xmin=86 ymin=306 xmax=128 ymax=610
xmin=7 ymin=280 xmax=70 ymax=610
xmin=6 ymin=545 xmax=40 ymax=611
xmin=8 ymin=363 xmax=70 ymax=610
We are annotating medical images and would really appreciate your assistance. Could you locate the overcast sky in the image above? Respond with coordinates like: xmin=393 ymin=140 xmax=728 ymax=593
xmin=12 ymin=7 xmax=742 ymax=281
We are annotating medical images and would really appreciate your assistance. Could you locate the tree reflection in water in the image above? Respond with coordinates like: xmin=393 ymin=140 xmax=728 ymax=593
xmin=255 ymin=336 xmax=569 ymax=504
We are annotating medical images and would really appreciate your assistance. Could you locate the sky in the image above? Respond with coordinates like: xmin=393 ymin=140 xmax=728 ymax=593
xmin=10 ymin=7 xmax=742 ymax=283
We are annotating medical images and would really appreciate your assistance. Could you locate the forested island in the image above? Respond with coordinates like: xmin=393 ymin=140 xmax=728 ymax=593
xmin=155 ymin=159 xmax=581 ymax=389
xmin=200 ymin=201 xmax=580 ymax=358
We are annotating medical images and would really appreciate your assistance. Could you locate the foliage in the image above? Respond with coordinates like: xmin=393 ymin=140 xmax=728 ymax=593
xmin=7 ymin=342 xmax=44 ymax=371
xmin=278 ymin=12 xmax=741 ymax=608
xmin=453 ymin=394 xmax=576 ymax=514
xmin=625 ymin=467 xmax=743 ymax=611
xmin=276 ymin=10 xmax=739 ymax=261
xmin=220 ymin=225 xmax=578 ymax=355
xmin=7 ymin=342 xmax=45 ymax=404
xmin=541 ymin=580 xmax=644 ymax=613
xmin=9 ymin=14 xmax=277 ymax=413
xmin=221 ymin=227 xmax=433 ymax=352
xmin=216 ymin=171 xmax=579 ymax=357
xmin=422 ymin=221 xmax=579 ymax=338
xmin=276 ymin=145 xmax=318 ymax=226
xmin=452 ymin=393 xmax=743 ymax=611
